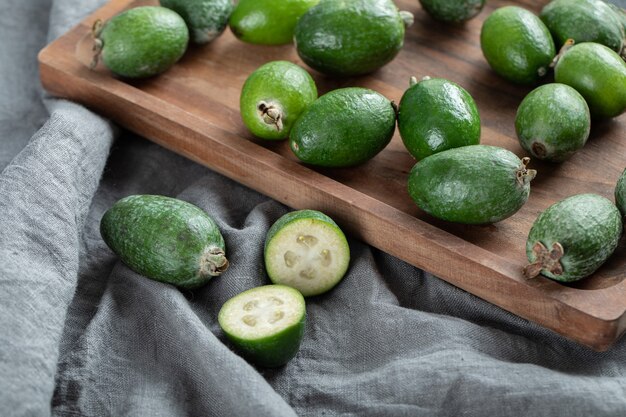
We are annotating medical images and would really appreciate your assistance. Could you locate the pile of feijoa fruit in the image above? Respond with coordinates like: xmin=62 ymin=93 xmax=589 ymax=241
xmin=92 ymin=0 xmax=626 ymax=364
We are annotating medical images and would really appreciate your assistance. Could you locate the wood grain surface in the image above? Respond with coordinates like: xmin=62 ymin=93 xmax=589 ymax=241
xmin=38 ymin=0 xmax=626 ymax=350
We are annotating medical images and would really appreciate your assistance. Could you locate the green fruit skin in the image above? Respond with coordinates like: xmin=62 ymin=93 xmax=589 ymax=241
xmin=100 ymin=195 xmax=227 ymax=289
xmin=540 ymin=0 xmax=625 ymax=53
xmin=419 ymin=0 xmax=485 ymax=22
xmin=480 ymin=6 xmax=556 ymax=85
xmin=100 ymin=6 xmax=189 ymax=78
xmin=264 ymin=210 xmax=350 ymax=297
xmin=526 ymin=194 xmax=622 ymax=282
xmin=515 ymin=83 xmax=590 ymax=163
xmin=160 ymin=0 xmax=233 ymax=44
xmin=219 ymin=286 xmax=306 ymax=368
xmin=555 ymin=42 xmax=626 ymax=119
xmin=229 ymin=0 xmax=319 ymax=45
xmin=294 ymin=0 xmax=409 ymax=76
xmin=616 ymin=168 xmax=626 ymax=219
xmin=240 ymin=61 xmax=317 ymax=140
xmin=289 ymin=87 xmax=396 ymax=167
xmin=398 ymin=77 xmax=481 ymax=161
xmin=408 ymin=145 xmax=533 ymax=224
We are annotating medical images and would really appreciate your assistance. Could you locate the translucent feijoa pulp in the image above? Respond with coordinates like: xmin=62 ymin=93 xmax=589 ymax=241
xmin=160 ymin=0 xmax=233 ymax=44
xmin=240 ymin=61 xmax=317 ymax=140
xmin=218 ymin=285 xmax=306 ymax=367
xmin=264 ymin=210 xmax=350 ymax=297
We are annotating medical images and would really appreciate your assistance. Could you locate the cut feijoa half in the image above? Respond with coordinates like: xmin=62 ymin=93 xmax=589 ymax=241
xmin=264 ymin=210 xmax=350 ymax=297
xmin=523 ymin=194 xmax=622 ymax=282
xmin=218 ymin=285 xmax=306 ymax=367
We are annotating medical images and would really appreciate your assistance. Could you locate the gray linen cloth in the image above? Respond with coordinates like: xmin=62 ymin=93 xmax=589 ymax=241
xmin=2 ymin=0 xmax=626 ymax=415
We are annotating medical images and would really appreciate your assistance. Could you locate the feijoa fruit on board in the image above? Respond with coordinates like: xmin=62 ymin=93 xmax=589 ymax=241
xmin=218 ymin=285 xmax=306 ymax=367
xmin=92 ymin=6 xmax=189 ymax=78
xmin=523 ymin=194 xmax=622 ymax=282
xmin=616 ymin=168 xmax=626 ymax=220
xmin=100 ymin=195 xmax=228 ymax=289
xmin=160 ymin=0 xmax=233 ymax=44
xmin=264 ymin=210 xmax=350 ymax=297
xmin=408 ymin=145 xmax=537 ymax=224
xmin=419 ymin=0 xmax=485 ymax=23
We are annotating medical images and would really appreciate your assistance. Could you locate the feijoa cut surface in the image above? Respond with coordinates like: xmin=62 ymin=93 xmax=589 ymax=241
xmin=229 ymin=0 xmax=319 ymax=45
xmin=398 ymin=76 xmax=481 ymax=161
xmin=523 ymin=194 xmax=622 ymax=282
xmin=294 ymin=0 xmax=413 ymax=76
xmin=554 ymin=42 xmax=626 ymax=119
xmin=408 ymin=145 xmax=536 ymax=224
xmin=218 ymin=285 xmax=306 ymax=367
xmin=290 ymin=87 xmax=396 ymax=167
xmin=480 ymin=6 xmax=555 ymax=85
xmin=160 ymin=0 xmax=233 ymax=44
xmin=419 ymin=0 xmax=485 ymax=23
xmin=515 ymin=83 xmax=590 ymax=162
xmin=264 ymin=210 xmax=350 ymax=297
xmin=240 ymin=61 xmax=317 ymax=140
xmin=100 ymin=195 xmax=228 ymax=289
xmin=94 ymin=6 xmax=189 ymax=78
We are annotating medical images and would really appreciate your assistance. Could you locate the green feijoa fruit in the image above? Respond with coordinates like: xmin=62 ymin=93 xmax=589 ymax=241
xmin=218 ymin=285 xmax=305 ymax=367
xmin=93 ymin=6 xmax=189 ymax=78
xmin=480 ymin=6 xmax=555 ymax=85
xmin=523 ymin=194 xmax=622 ymax=282
xmin=398 ymin=76 xmax=481 ymax=161
xmin=240 ymin=61 xmax=317 ymax=140
xmin=540 ymin=0 xmax=625 ymax=54
xmin=616 ymin=168 xmax=626 ymax=219
xmin=160 ymin=0 xmax=233 ymax=44
xmin=290 ymin=87 xmax=396 ymax=167
xmin=515 ymin=83 xmax=590 ymax=163
xmin=419 ymin=0 xmax=485 ymax=23
xmin=100 ymin=195 xmax=228 ymax=289
xmin=294 ymin=0 xmax=414 ymax=76
xmin=264 ymin=210 xmax=350 ymax=297
xmin=554 ymin=42 xmax=626 ymax=119
xmin=408 ymin=145 xmax=536 ymax=224
xmin=229 ymin=0 xmax=319 ymax=45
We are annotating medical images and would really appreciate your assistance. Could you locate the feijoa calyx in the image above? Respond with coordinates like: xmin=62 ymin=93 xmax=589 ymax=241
xmin=160 ymin=0 xmax=233 ymax=44
xmin=92 ymin=6 xmax=189 ymax=78
xmin=294 ymin=0 xmax=414 ymax=76
xmin=408 ymin=145 xmax=536 ymax=224
xmin=523 ymin=194 xmax=622 ymax=282
xmin=290 ymin=87 xmax=396 ymax=167
xmin=100 ymin=195 xmax=228 ymax=289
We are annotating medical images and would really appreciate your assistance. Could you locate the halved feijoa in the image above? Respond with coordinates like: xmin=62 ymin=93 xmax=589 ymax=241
xmin=523 ymin=194 xmax=622 ymax=282
xmin=160 ymin=0 xmax=233 ymax=44
xmin=240 ymin=61 xmax=317 ymax=140
xmin=218 ymin=285 xmax=306 ymax=367
xmin=616 ymin=168 xmax=626 ymax=219
xmin=264 ymin=210 xmax=350 ymax=297
xmin=100 ymin=195 xmax=228 ymax=289
xmin=398 ymin=76 xmax=481 ymax=161
xmin=480 ymin=6 xmax=555 ymax=85
xmin=289 ymin=87 xmax=396 ymax=167
xmin=515 ymin=83 xmax=590 ymax=162
xmin=419 ymin=0 xmax=485 ymax=23
xmin=408 ymin=145 xmax=536 ymax=224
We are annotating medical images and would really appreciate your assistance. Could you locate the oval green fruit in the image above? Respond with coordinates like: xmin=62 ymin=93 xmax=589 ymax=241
xmin=160 ymin=0 xmax=233 ymax=44
xmin=540 ymin=0 xmax=625 ymax=54
xmin=94 ymin=6 xmax=189 ymax=78
xmin=515 ymin=83 xmax=590 ymax=162
xmin=100 ymin=195 xmax=228 ymax=289
xmin=554 ymin=42 xmax=626 ymax=119
xmin=218 ymin=285 xmax=306 ymax=367
xmin=294 ymin=0 xmax=413 ymax=76
xmin=523 ymin=194 xmax=622 ymax=282
xmin=289 ymin=87 xmax=396 ymax=167
xmin=408 ymin=145 xmax=537 ymax=224
xmin=616 ymin=168 xmax=626 ymax=219
xmin=398 ymin=76 xmax=481 ymax=161
xmin=480 ymin=6 xmax=555 ymax=85
xmin=264 ymin=210 xmax=350 ymax=297
xmin=240 ymin=61 xmax=317 ymax=140
xmin=419 ymin=0 xmax=485 ymax=22
xmin=229 ymin=0 xmax=319 ymax=45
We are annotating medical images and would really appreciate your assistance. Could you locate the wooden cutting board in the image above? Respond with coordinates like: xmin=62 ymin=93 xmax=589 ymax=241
xmin=38 ymin=0 xmax=626 ymax=350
